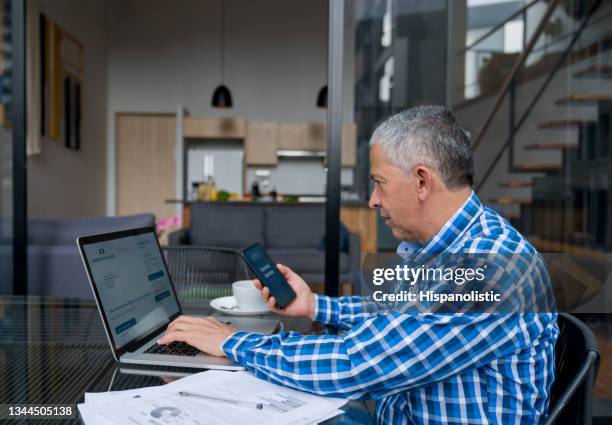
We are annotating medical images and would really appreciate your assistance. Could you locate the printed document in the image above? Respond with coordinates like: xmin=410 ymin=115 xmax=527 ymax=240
xmin=78 ymin=370 xmax=347 ymax=425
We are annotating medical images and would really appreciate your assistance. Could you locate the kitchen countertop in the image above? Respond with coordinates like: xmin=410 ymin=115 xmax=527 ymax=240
xmin=164 ymin=199 xmax=370 ymax=207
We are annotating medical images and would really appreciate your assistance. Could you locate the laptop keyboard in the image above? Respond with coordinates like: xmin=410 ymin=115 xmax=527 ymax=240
xmin=144 ymin=341 xmax=200 ymax=357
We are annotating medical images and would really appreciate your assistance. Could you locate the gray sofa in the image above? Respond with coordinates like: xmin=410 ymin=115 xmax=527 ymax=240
xmin=169 ymin=203 xmax=361 ymax=289
xmin=24 ymin=213 xmax=155 ymax=298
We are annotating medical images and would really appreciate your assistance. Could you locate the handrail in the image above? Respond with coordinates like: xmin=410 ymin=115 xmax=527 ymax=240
xmin=476 ymin=0 xmax=604 ymax=192
xmin=458 ymin=6 xmax=612 ymax=96
xmin=458 ymin=0 xmax=539 ymax=56
xmin=471 ymin=0 xmax=561 ymax=152
xmin=528 ymin=6 xmax=612 ymax=55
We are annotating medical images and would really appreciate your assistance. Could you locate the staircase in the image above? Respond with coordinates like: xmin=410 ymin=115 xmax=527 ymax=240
xmin=454 ymin=0 xmax=612 ymax=253
xmin=454 ymin=1 xmax=612 ymax=415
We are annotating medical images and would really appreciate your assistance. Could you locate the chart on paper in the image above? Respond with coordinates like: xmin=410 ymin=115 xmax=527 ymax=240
xmin=256 ymin=393 xmax=307 ymax=413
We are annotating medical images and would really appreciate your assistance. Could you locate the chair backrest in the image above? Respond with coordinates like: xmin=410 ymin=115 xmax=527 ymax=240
xmin=544 ymin=313 xmax=600 ymax=425
xmin=162 ymin=246 xmax=250 ymax=302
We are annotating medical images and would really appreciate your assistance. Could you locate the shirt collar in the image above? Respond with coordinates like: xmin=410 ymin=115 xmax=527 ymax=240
xmin=396 ymin=240 xmax=421 ymax=255
xmin=414 ymin=191 xmax=484 ymax=254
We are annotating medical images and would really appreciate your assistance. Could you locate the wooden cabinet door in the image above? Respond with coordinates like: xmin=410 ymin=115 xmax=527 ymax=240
xmin=277 ymin=123 xmax=305 ymax=150
xmin=183 ymin=117 xmax=246 ymax=138
xmin=303 ymin=123 xmax=326 ymax=151
xmin=245 ymin=121 xmax=278 ymax=165
xmin=342 ymin=123 xmax=357 ymax=167
xmin=116 ymin=113 xmax=177 ymax=219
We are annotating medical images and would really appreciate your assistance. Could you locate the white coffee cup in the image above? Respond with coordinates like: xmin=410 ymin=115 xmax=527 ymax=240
xmin=232 ymin=280 xmax=269 ymax=311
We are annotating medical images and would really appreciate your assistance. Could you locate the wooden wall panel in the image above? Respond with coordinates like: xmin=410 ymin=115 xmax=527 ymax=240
xmin=340 ymin=205 xmax=377 ymax=256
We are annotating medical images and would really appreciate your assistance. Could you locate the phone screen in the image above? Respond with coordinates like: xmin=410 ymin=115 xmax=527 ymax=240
xmin=241 ymin=243 xmax=297 ymax=308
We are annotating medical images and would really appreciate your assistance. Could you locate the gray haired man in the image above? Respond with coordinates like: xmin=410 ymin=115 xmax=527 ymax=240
xmin=161 ymin=105 xmax=558 ymax=425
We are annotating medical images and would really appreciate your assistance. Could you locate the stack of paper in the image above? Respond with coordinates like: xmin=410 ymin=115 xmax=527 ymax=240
xmin=78 ymin=370 xmax=347 ymax=425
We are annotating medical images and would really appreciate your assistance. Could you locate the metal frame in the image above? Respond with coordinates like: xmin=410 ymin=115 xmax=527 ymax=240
xmin=458 ymin=0 xmax=539 ymax=55
xmin=12 ymin=0 xmax=27 ymax=295
xmin=324 ymin=0 xmax=344 ymax=297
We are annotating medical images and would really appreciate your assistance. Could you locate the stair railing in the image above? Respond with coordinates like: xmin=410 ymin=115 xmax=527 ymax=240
xmin=475 ymin=0 xmax=604 ymax=192
xmin=470 ymin=0 xmax=561 ymax=152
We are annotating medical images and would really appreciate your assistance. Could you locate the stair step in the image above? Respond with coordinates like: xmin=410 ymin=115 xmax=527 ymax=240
xmin=524 ymin=143 xmax=578 ymax=150
xmin=538 ymin=119 xmax=596 ymax=129
xmin=514 ymin=163 xmax=563 ymax=171
xmin=499 ymin=180 xmax=534 ymax=188
xmin=554 ymin=94 xmax=612 ymax=104
xmin=573 ymin=64 xmax=612 ymax=79
xmin=489 ymin=197 xmax=532 ymax=205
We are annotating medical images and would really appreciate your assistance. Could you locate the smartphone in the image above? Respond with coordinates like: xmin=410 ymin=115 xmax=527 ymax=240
xmin=240 ymin=243 xmax=297 ymax=308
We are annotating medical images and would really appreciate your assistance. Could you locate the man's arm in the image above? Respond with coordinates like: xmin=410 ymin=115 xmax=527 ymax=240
xmin=254 ymin=264 xmax=379 ymax=330
xmin=222 ymin=312 xmax=557 ymax=400
xmin=313 ymin=294 xmax=379 ymax=330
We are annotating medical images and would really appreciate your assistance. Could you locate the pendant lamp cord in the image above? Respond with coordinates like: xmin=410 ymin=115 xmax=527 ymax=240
xmin=220 ymin=0 xmax=225 ymax=84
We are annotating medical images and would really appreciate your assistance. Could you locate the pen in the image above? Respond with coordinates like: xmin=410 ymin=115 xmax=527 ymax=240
xmin=178 ymin=391 xmax=264 ymax=410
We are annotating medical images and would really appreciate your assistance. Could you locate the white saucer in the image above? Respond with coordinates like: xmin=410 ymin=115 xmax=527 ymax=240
xmin=210 ymin=296 xmax=271 ymax=316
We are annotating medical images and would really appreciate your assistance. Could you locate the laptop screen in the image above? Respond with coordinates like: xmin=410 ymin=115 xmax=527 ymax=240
xmin=81 ymin=230 xmax=180 ymax=350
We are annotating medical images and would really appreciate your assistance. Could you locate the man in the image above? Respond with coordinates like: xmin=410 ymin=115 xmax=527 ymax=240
xmin=159 ymin=106 xmax=558 ymax=424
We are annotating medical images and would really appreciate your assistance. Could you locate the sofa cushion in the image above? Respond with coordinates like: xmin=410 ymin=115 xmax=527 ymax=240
xmin=28 ymin=213 xmax=156 ymax=246
xmin=190 ymin=203 xmax=264 ymax=249
xmin=265 ymin=206 xmax=325 ymax=249
xmin=27 ymin=245 xmax=93 ymax=298
xmin=267 ymin=248 xmax=349 ymax=273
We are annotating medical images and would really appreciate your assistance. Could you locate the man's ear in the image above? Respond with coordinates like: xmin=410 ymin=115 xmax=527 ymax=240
xmin=414 ymin=165 xmax=432 ymax=201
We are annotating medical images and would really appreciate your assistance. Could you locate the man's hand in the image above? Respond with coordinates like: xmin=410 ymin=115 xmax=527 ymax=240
xmin=254 ymin=264 xmax=316 ymax=320
xmin=157 ymin=315 xmax=237 ymax=357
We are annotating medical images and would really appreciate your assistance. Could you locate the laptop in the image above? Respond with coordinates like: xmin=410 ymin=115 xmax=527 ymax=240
xmin=77 ymin=226 xmax=279 ymax=370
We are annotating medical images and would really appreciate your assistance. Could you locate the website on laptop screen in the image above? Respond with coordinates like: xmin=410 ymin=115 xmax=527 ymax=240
xmin=82 ymin=231 xmax=180 ymax=349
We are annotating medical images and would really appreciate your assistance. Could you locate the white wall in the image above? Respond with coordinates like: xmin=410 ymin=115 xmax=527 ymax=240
xmin=28 ymin=0 xmax=108 ymax=219
xmin=26 ymin=0 xmax=356 ymax=218
xmin=105 ymin=0 xmax=355 ymax=214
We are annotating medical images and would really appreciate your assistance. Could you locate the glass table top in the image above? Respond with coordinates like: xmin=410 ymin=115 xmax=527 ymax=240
xmin=0 ymin=296 xmax=372 ymax=424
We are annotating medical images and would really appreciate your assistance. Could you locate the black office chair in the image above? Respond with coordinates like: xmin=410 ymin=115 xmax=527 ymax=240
xmin=544 ymin=313 xmax=600 ymax=425
xmin=162 ymin=246 xmax=250 ymax=302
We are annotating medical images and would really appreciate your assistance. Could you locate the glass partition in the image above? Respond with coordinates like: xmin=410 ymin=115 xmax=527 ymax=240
xmin=450 ymin=0 xmax=612 ymax=411
xmin=0 ymin=0 xmax=18 ymax=295
xmin=351 ymin=0 xmax=448 ymax=251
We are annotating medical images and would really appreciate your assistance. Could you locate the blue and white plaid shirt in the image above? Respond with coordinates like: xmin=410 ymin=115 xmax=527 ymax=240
xmin=222 ymin=192 xmax=558 ymax=424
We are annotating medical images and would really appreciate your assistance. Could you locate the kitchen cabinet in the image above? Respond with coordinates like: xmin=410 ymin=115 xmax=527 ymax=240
xmin=303 ymin=123 xmax=326 ymax=151
xmin=183 ymin=117 xmax=246 ymax=139
xmin=277 ymin=123 xmax=306 ymax=150
xmin=277 ymin=122 xmax=356 ymax=164
xmin=342 ymin=123 xmax=357 ymax=167
xmin=244 ymin=121 xmax=278 ymax=165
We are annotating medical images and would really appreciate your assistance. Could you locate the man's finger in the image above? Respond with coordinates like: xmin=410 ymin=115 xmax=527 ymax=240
xmin=261 ymin=287 xmax=270 ymax=299
xmin=168 ymin=322 xmax=203 ymax=333
xmin=253 ymin=279 xmax=263 ymax=290
xmin=267 ymin=296 xmax=277 ymax=309
xmin=202 ymin=316 xmax=224 ymax=327
xmin=158 ymin=330 xmax=185 ymax=345
xmin=167 ymin=315 xmax=205 ymax=332
xmin=276 ymin=263 xmax=296 ymax=281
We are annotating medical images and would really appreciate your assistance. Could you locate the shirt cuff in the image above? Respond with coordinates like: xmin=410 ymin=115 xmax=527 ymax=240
xmin=221 ymin=331 xmax=264 ymax=364
xmin=312 ymin=294 xmax=340 ymax=326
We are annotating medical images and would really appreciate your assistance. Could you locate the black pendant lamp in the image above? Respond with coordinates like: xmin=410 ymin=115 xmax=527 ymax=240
xmin=212 ymin=0 xmax=233 ymax=108
xmin=316 ymin=85 xmax=327 ymax=108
